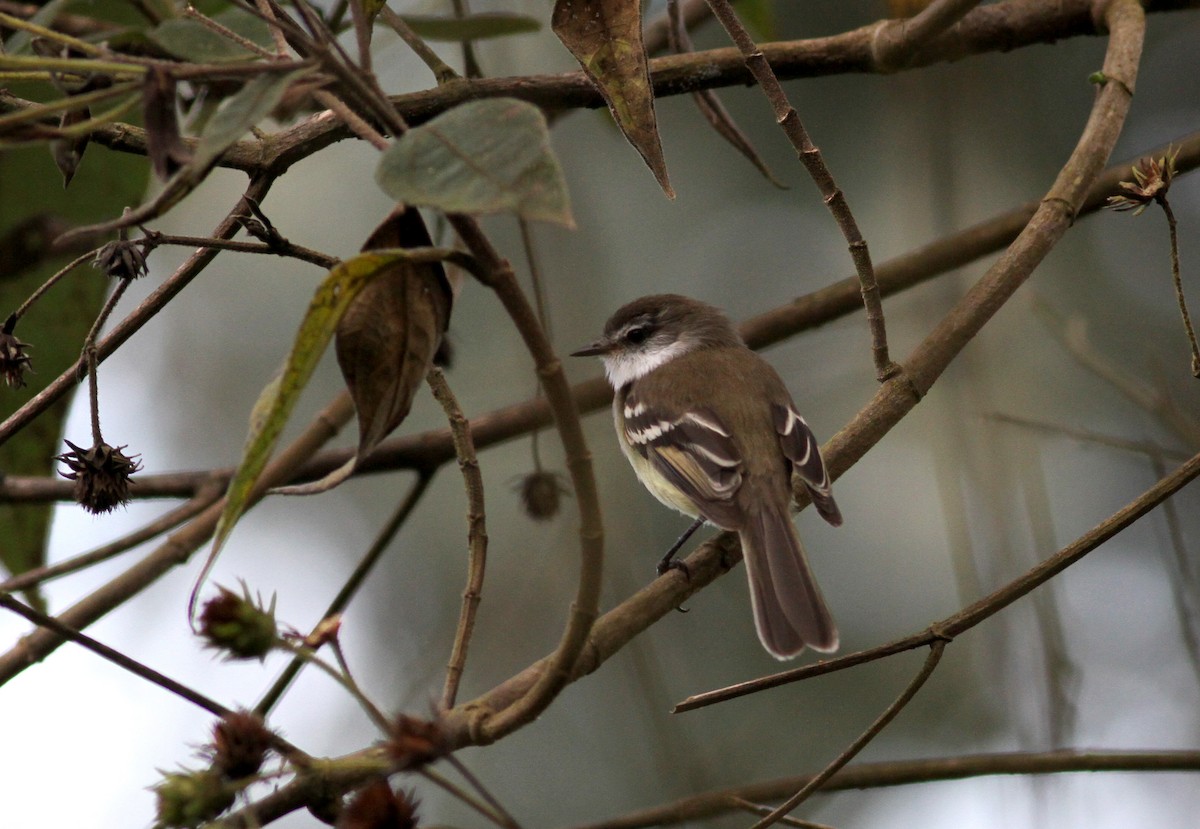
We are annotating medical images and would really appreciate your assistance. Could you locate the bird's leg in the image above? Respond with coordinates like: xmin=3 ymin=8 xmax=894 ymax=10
xmin=656 ymin=516 xmax=705 ymax=578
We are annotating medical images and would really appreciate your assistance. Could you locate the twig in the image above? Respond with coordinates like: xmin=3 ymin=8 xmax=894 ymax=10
xmin=987 ymin=411 xmax=1193 ymax=461
xmin=274 ymin=638 xmax=391 ymax=733
xmin=10 ymin=248 xmax=98 ymax=323
xmin=443 ymin=755 xmax=524 ymax=829
xmin=418 ymin=765 xmax=518 ymax=829
xmin=378 ymin=6 xmax=459 ymax=84
xmin=1158 ymin=197 xmax=1200 ymax=376
xmin=141 ymin=231 xmax=338 ymax=269
xmin=750 ymin=641 xmax=947 ymax=828
xmin=427 ymin=367 xmax=489 ymax=711
xmin=702 ymin=0 xmax=896 ymax=381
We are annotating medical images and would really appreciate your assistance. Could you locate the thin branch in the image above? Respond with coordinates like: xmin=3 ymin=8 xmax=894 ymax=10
xmin=751 ymin=642 xmax=947 ymax=829
xmin=427 ymin=367 xmax=489 ymax=711
xmin=378 ymin=5 xmax=459 ymax=84
xmin=703 ymin=0 xmax=896 ymax=381
xmin=142 ymin=231 xmax=338 ymax=269
xmin=574 ymin=749 xmax=1200 ymax=829
xmin=1158 ymin=197 xmax=1200 ymax=376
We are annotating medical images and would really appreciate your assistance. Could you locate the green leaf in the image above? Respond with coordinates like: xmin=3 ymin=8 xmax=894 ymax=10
xmin=207 ymin=252 xmax=416 ymax=561
xmin=399 ymin=12 xmax=541 ymax=42
xmin=148 ymin=18 xmax=261 ymax=63
xmin=190 ymin=67 xmax=310 ymax=170
xmin=551 ymin=0 xmax=673 ymax=198
xmin=375 ymin=98 xmax=574 ymax=227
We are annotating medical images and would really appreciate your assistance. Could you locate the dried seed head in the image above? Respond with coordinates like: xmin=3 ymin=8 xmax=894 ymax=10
xmin=152 ymin=769 xmax=237 ymax=828
xmin=210 ymin=711 xmax=273 ymax=780
xmin=199 ymin=584 xmax=278 ymax=660
xmin=1106 ymin=148 xmax=1178 ymax=216
xmin=336 ymin=780 xmax=419 ymax=829
xmin=385 ymin=714 xmax=446 ymax=771
xmin=93 ymin=237 xmax=148 ymax=280
xmin=516 ymin=470 xmax=568 ymax=521
xmin=0 ymin=329 xmax=32 ymax=389
xmin=55 ymin=439 xmax=141 ymax=513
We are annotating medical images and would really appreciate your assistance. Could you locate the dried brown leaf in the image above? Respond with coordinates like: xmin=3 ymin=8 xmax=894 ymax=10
xmin=336 ymin=207 xmax=453 ymax=458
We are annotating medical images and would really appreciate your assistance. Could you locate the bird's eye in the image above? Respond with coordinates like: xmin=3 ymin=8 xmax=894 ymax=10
xmin=625 ymin=325 xmax=651 ymax=345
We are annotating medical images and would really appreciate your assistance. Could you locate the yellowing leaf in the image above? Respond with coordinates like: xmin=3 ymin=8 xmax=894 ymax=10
xmin=206 ymin=251 xmax=415 ymax=565
xmin=375 ymin=98 xmax=574 ymax=227
xmin=552 ymin=0 xmax=673 ymax=198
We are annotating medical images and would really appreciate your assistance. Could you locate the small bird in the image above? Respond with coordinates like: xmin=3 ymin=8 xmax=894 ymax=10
xmin=572 ymin=294 xmax=842 ymax=659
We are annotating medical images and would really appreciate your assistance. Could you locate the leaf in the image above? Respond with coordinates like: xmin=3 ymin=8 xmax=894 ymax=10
xmin=340 ymin=207 xmax=452 ymax=454
xmin=273 ymin=207 xmax=453 ymax=497
xmin=399 ymin=13 xmax=541 ymax=42
xmin=552 ymin=0 xmax=673 ymax=198
xmin=375 ymin=98 xmax=574 ymax=227
xmin=190 ymin=67 xmax=311 ymax=171
xmin=142 ymin=67 xmax=191 ymax=181
xmin=665 ymin=1 xmax=785 ymax=189
xmin=148 ymin=18 xmax=264 ymax=63
xmin=208 ymin=250 xmax=416 ymax=560
xmin=52 ymin=106 xmax=90 ymax=187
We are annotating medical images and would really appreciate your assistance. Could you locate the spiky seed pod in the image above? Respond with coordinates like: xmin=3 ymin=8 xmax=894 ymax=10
xmin=336 ymin=780 xmax=419 ymax=829
xmin=211 ymin=711 xmax=273 ymax=780
xmin=93 ymin=237 xmax=148 ymax=280
xmin=152 ymin=769 xmax=236 ymax=829
xmin=0 ymin=330 xmax=32 ymax=389
xmin=198 ymin=585 xmax=278 ymax=661
xmin=55 ymin=439 xmax=141 ymax=513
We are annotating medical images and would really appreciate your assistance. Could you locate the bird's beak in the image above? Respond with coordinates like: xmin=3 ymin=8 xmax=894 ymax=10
xmin=570 ymin=338 xmax=612 ymax=357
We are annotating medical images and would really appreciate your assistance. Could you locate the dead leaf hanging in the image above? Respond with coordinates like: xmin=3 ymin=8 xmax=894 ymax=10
xmin=551 ymin=0 xmax=674 ymax=198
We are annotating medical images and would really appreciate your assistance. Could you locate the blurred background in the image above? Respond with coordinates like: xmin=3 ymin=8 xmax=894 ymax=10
xmin=3 ymin=1 xmax=1200 ymax=827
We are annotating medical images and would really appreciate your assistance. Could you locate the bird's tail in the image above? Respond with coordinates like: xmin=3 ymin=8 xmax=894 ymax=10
xmin=740 ymin=504 xmax=838 ymax=659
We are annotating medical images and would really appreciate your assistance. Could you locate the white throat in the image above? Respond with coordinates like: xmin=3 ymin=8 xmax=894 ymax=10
xmin=602 ymin=339 xmax=693 ymax=388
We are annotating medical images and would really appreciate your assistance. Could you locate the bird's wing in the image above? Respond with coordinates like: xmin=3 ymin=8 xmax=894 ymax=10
xmin=772 ymin=402 xmax=842 ymax=527
xmin=622 ymin=389 xmax=744 ymax=527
